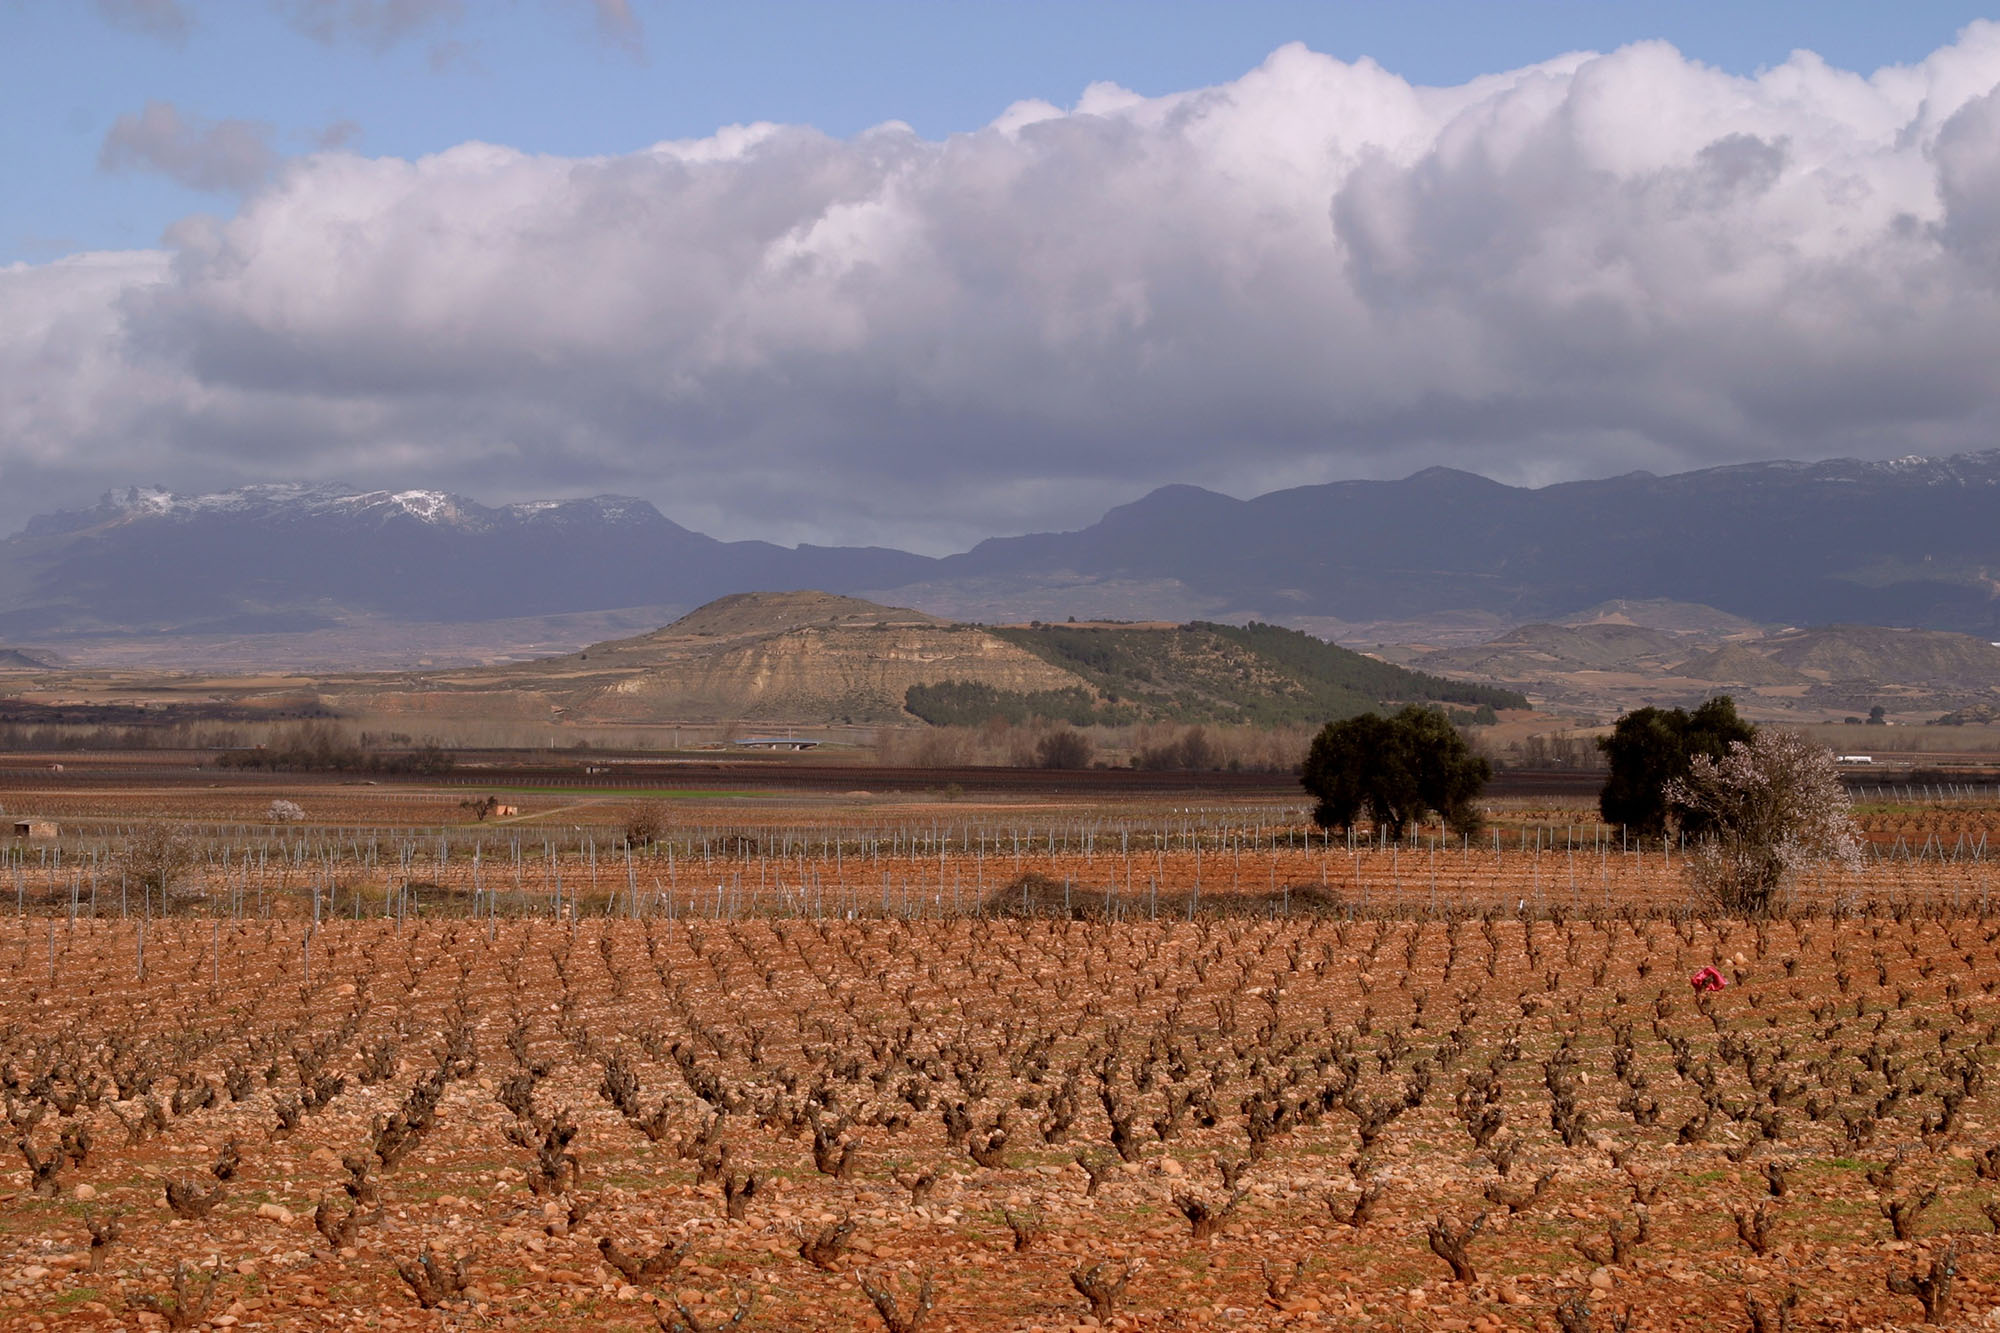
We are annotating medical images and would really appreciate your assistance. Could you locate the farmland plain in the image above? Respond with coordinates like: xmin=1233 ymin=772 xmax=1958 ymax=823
xmin=1 ymin=756 xmax=1998 ymax=1330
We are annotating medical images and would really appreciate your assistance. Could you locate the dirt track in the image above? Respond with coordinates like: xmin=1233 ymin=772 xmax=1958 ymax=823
xmin=0 ymin=750 xmax=1613 ymax=799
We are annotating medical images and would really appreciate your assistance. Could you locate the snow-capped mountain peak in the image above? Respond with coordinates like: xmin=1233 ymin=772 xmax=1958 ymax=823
xmin=21 ymin=483 xmax=677 ymax=537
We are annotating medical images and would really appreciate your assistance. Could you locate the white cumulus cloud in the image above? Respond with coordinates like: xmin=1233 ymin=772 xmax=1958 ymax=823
xmin=13 ymin=29 xmax=2000 ymax=549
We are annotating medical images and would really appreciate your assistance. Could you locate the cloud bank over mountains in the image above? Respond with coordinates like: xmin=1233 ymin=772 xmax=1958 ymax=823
xmin=10 ymin=28 xmax=2000 ymax=550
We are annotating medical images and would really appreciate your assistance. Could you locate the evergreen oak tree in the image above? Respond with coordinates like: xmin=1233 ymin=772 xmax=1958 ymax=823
xmin=1299 ymin=705 xmax=1489 ymax=838
xmin=1597 ymin=697 xmax=1753 ymax=837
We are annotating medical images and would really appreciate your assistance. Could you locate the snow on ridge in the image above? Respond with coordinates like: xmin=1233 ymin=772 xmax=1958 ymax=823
xmin=77 ymin=483 xmax=665 ymax=530
xmin=95 ymin=482 xmax=354 ymax=519
xmin=1860 ymin=450 xmax=2000 ymax=485
xmin=499 ymin=495 xmax=662 ymax=524
xmin=343 ymin=489 xmax=466 ymax=524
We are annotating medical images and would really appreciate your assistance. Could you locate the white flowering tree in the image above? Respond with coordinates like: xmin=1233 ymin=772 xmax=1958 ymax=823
xmin=267 ymin=799 xmax=306 ymax=822
xmin=1665 ymin=728 xmax=1861 ymax=915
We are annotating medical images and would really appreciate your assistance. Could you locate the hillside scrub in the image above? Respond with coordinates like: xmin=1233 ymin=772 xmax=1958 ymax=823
xmin=1198 ymin=621 xmax=1524 ymax=711
xmin=991 ymin=622 xmax=1525 ymax=727
xmin=903 ymin=681 xmax=1136 ymax=728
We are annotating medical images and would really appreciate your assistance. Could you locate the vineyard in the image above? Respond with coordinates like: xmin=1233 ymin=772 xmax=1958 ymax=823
xmin=2 ymin=775 xmax=2000 ymax=1329
xmin=4 ymin=802 xmax=2000 ymax=924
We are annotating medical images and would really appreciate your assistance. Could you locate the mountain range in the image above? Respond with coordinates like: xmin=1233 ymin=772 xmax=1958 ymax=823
xmin=5 ymin=450 xmax=2000 ymax=657
xmin=0 ymin=483 xmax=927 ymax=639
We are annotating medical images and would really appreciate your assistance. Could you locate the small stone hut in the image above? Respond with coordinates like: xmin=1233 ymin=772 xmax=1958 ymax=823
xmin=12 ymin=819 xmax=58 ymax=840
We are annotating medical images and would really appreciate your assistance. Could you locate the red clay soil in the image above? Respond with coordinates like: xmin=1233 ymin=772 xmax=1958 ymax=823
xmin=0 ymin=908 xmax=1996 ymax=1330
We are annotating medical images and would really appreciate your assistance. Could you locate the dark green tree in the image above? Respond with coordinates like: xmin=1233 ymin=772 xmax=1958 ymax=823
xmin=1299 ymin=705 xmax=1491 ymax=838
xmin=1596 ymin=696 xmax=1754 ymax=837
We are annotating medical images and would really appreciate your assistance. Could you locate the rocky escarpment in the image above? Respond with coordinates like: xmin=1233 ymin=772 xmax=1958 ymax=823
xmin=587 ymin=621 xmax=1079 ymax=724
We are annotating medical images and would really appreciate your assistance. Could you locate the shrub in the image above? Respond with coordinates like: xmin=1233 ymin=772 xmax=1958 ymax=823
xmin=123 ymin=825 xmax=199 ymax=907
xmin=623 ymin=801 xmax=668 ymax=849
xmin=1034 ymin=727 xmax=1094 ymax=770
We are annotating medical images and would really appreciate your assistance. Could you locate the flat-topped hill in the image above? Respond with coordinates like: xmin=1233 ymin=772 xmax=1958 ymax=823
xmin=639 ymin=590 xmax=946 ymax=641
xmin=321 ymin=592 xmax=1526 ymax=729
xmin=324 ymin=591 xmax=1070 ymax=726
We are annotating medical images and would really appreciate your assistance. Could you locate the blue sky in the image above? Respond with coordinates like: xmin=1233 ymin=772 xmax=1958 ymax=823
xmin=8 ymin=1 xmax=1997 ymax=264
xmin=6 ymin=2 xmax=2000 ymax=550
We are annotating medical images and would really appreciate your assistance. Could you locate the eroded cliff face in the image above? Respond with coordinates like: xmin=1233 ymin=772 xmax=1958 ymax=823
xmin=588 ymin=624 xmax=1079 ymax=723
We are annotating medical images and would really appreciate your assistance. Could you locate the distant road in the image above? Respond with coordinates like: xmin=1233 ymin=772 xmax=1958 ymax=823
xmin=16 ymin=753 xmax=1977 ymax=804
xmin=0 ymin=750 xmax=1609 ymax=799
xmin=447 ymin=760 xmax=1611 ymax=798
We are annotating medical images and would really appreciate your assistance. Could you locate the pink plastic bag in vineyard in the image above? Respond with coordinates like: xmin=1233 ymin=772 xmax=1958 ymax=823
xmin=1689 ymin=965 xmax=1728 ymax=993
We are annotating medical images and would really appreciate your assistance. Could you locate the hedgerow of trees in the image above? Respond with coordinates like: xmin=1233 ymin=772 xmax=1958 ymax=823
xmin=1131 ymin=725 xmax=1217 ymax=771
xmin=214 ymin=721 xmax=455 ymax=775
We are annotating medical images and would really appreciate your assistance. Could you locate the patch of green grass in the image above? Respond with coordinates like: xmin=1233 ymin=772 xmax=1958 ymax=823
xmin=45 ymin=1286 xmax=102 ymax=1314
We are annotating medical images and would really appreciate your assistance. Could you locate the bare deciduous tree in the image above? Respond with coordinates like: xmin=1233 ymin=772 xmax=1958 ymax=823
xmin=1666 ymin=730 xmax=1860 ymax=915
xmin=623 ymin=801 xmax=669 ymax=849
xmin=124 ymin=824 xmax=200 ymax=910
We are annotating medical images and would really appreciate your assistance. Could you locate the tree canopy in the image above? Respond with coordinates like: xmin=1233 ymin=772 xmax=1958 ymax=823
xmin=1299 ymin=705 xmax=1490 ymax=838
xmin=1596 ymin=697 xmax=1753 ymax=837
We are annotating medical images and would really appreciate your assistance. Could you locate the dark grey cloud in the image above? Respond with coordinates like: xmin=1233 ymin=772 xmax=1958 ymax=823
xmin=314 ymin=119 xmax=364 ymax=150
xmin=14 ymin=30 xmax=2000 ymax=550
xmin=98 ymin=100 xmax=279 ymax=192
xmin=273 ymin=0 xmax=642 ymax=55
xmin=95 ymin=0 xmax=192 ymax=44
xmin=584 ymin=0 xmax=641 ymax=54
xmin=275 ymin=0 xmax=461 ymax=51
